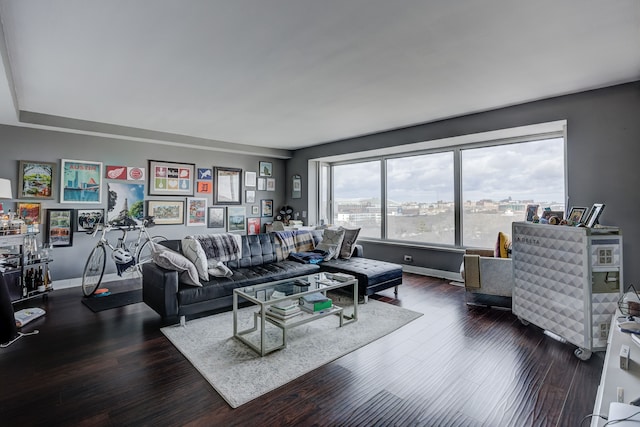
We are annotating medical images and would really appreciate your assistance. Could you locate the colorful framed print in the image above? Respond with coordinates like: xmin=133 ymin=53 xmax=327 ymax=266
xmin=187 ymin=197 xmax=207 ymax=226
xmin=257 ymin=178 xmax=266 ymax=191
xmin=259 ymin=161 xmax=273 ymax=177
xmin=568 ymin=206 xmax=588 ymax=224
xmin=197 ymin=168 xmax=213 ymax=180
xmin=148 ymin=160 xmax=195 ymax=196
xmin=76 ymin=209 xmax=105 ymax=232
xmin=227 ymin=206 xmax=246 ymax=233
xmin=17 ymin=202 xmax=41 ymax=225
xmin=247 ymin=217 xmax=261 ymax=235
xmin=18 ymin=160 xmax=56 ymax=199
xmin=107 ymin=182 xmax=145 ymax=225
xmin=46 ymin=209 xmax=74 ymax=247
xmin=197 ymin=181 xmax=212 ymax=194
xmin=106 ymin=165 xmax=145 ymax=181
xmin=261 ymin=199 xmax=273 ymax=217
xmin=207 ymin=206 xmax=226 ymax=229
xmin=60 ymin=159 xmax=102 ymax=204
xmin=147 ymin=200 xmax=184 ymax=225
xmin=245 ymin=171 xmax=257 ymax=187
xmin=214 ymin=167 xmax=242 ymax=205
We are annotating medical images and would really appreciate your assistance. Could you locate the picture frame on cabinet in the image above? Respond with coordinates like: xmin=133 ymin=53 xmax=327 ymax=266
xmin=18 ymin=160 xmax=56 ymax=199
xmin=585 ymin=203 xmax=606 ymax=228
xmin=524 ymin=204 xmax=539 ymax=221
xmin=568 ymin=206 xmax=588 ymax=224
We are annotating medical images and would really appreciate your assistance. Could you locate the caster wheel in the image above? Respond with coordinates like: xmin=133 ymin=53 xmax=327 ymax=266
xmin=518 ymin=316 xmax=529 ymax=326
xmin=574 ymin=348 xmax=592 ymax=361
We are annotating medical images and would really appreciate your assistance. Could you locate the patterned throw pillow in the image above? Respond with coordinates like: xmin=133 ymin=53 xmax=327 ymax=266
xmin=495 ymin=232 xmax=511 ymax=258
xmin=339 ymin=227 xmax=361 ymax=259
xmin=151 ymin=245 xmax=201 ymax=287
xmin=181 ymin=237 xmax=209 ymax=281
xmin=320 ymin=228 xmax=345 ymax=260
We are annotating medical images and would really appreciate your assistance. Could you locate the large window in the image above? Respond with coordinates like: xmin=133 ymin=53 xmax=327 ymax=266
xmin=321 ymin=129 xmax=566 ymax=250
xmin=461 ymin=137 xmax=565 ymax=248
xmin=332 ymin=161 xmax=381 ymax=238
xmin=387 ymin=152 xmax=454 ymax=245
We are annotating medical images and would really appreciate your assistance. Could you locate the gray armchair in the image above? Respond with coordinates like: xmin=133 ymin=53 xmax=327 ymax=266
xmin=461 ymin=248 xmax=513 ymax=308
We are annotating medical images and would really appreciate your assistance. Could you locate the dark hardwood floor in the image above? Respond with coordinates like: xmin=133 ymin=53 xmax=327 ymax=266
xmin=1 ymin=273 xmax=603 ymax=426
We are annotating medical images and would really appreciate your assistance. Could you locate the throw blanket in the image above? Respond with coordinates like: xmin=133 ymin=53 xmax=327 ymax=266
xmin=190 ymin=233 xmax=242 ymax=263
xmin=288 ymin=250 xmax=326 ymax=264
xmin=274 ymin=230 xmax=315 ymax=261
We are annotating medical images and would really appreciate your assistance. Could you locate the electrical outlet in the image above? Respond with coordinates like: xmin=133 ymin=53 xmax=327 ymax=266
xmin=403 ymin=255 xmax=413 ymax=262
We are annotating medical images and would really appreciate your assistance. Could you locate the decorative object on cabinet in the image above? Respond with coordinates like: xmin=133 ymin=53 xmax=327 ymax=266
xmin=568 ymin=206 xmax=588 ymax=224
xmin=292 ymin=174 xmax=301 ymax=199
xmin=214 ymin=167 xmax=242 ymax=205
xmin=46 ymin=209 xmax=74 ymax=247
xmin=148 ymin=160 xmax=195 ymax=196
xmin=275 ymin=206 xmax=294 ymax=225
xmin=60 ymin=159 xmax=102 ymax=203
xmin=147 ymin=200 xmax=184 ymax=225
xmin=259 ymin=161 xmax=272 ymax=177
xmin=585 ymin=203 xmax=606 ymax=228
xmin=512 ymin=221 xmax=622 ymax=360
xmin=18 ymin=160 xmax=56 ymax=199
xmin=207 ymin=207 xmax=225 ymax=230
xmin=227 ymin=206 xmax=246 ymax=233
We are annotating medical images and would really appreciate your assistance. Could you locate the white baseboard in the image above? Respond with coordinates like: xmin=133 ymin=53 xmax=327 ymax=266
xmin=402 ymin=265 xmax=462 ymax=282
xmin=52 ymin=272 xmax=140 ymax=290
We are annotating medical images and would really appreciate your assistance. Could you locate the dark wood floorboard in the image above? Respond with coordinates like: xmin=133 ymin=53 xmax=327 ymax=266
xmin=0 ymin=274 xmax=603 ymax=426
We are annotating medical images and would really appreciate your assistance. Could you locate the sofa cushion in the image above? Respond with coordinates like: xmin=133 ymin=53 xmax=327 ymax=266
xmin=339 ymin=227 xmax=361 ymax=259
xmin=321 ymin=257 xmax=402 ymax=295
xmin=177 ymin=261 xmax=320 ymax=306
xmin=181 ymin=237 xmax=209 ymax=281
xmin=319 ymin=228 xmax=345 ymax=260
xmin=151 ymin=245 xmax=201 ymax=287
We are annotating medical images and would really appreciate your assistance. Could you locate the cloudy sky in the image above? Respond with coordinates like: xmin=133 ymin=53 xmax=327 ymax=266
xmin=333 ymin=138 xmax=565 ymax=205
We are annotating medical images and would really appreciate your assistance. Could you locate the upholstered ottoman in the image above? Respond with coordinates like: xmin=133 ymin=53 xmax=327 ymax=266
xmin=320 ymin=257 xmax=402 ymax=302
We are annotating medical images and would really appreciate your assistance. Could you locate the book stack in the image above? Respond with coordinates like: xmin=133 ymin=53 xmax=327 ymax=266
xmin=299 ymin=292 xmax=332 ymax=313
xmin=265 ymin=300 xmax=302 ymax=321
xmin=330 ymin=273 xmax=354 ymax=282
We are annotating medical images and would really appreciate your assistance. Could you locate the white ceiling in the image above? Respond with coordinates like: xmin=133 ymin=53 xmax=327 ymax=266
xmin=0 ymin=0 xmax=638 ymax=154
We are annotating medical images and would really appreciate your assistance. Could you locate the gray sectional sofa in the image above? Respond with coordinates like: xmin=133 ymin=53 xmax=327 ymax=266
xmin=142 ymin=230 xmax=402 ymax=324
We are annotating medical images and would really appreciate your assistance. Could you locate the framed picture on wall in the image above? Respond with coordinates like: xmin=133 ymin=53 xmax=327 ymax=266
xmin=261 ymin=199 xmax=273 ymax=217
xmin=247 ymin=217 xmax=261 ymax=235
xmin=245 ymin=190 xmax=255 ymax=203
xmin=147 ymin=200 xmax=184 ymax=225
xmin=76 ymin=208 xmax=105 ymax=232
xmin=214 ymin=167 xmax=242 ymax=204
xmin=17 ymin=202 xmax=41 ymax=226
xmin=245 ymin=171 xmax=256 ymax=187
xmin=207 ymin=207 xmax=226 ymax=229
xmin=60 ymin=159 xmax=102 ymax=204
xmin=46 ymin=209 xmax=74 ymax=247
xmin=186 ymin=197 xmax=207 ymax=226
xmin=227 ymin=206 xmax=246 ymax=233
xmin=18 ymin=160 xmax=56 ymax=199
xmin=148 ymin=160 xmax=195 ymax=196
xmin=259 ymin=161 xmax=273 ymax=177
xmin=257 ymin=178 xmax=266 ymax=191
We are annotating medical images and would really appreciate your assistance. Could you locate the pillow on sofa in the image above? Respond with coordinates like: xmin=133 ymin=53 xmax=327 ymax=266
xmin=181 ymin=237 xmax=209 ymax=281
xmin=151 ymin=246 xmax=201 ymax=287
xmin=495 ymin=232 xmax=512 ymax=258
xmin=339 ymin=227 xmax=361 ymax=259
xmin=320 ymin=228 xmax=345 ymax=260
xmin=315 ymin=243 xmax=338 ymax=261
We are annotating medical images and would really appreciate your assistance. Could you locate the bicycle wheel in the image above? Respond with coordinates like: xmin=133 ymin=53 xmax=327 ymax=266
xmin=82 ymin=244 xmax=106 ymax=297
xmin=136 ymin=235 xmax=167 ymax=272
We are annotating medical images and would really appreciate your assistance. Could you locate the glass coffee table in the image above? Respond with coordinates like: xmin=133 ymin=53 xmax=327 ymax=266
xmin=233 ymin=272 xmax=358 ymax=356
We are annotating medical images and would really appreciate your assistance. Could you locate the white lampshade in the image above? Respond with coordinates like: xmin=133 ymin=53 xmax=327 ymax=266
xmin=0 ymin=178 xmax=13 ymax=199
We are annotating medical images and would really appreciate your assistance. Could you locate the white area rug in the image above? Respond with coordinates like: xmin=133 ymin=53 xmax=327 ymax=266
xmin=161 ymin=298 xmax=422 ymax=408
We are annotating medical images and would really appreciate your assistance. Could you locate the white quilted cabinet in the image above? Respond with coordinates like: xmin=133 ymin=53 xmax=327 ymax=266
xmin=512 ymin=222 xmax=622 ymax=360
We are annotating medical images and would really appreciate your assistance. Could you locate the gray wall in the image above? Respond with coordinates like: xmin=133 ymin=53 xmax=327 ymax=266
xmin=286 ymin=81 xmax=640 ymax=285
xmin=0 ymin=125 xmax=287 ymax=281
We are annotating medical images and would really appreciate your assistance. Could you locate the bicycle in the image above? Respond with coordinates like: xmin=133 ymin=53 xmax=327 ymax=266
xmin=81 ymin=215 xmax=167 ymax=297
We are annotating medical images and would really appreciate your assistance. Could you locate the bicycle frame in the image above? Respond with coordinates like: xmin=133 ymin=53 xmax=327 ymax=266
xmin=90 ymin=223 xmax=150 ymax=258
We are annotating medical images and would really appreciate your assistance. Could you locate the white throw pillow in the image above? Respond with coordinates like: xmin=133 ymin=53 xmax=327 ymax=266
xmin=315 ymin=242 xmax=338 ymax=261
xmin=151 ymin=246 xmax=201 ymax=287
xmin=181 ymin=237 xmax=209 ymax=281
xmin=320 ymin=228 xmax=345 ymax=260
xmin=338 ymin=227 xmax=361 ymax=259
